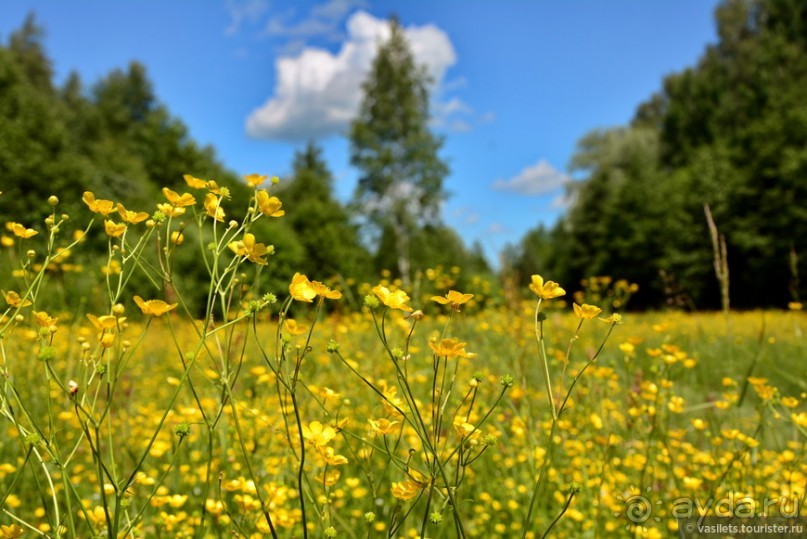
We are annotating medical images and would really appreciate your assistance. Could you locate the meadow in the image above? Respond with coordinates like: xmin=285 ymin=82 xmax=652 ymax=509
xmin=0 ymin=180 xmax=805 ymax=539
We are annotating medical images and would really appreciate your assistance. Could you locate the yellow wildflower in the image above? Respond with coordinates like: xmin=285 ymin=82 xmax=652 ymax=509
xmin=372 ymin=285 xmax=413 ymax=312
xmin=11 ymin=223 xmax=38 ymax=238
xmin=244 ymin=173 xmax=268 ymax=187
xmin=156 ymin=202 xmax=185 ymax=217
xmin=302 ymin=421 xmax=336 ymax=447
xmin=86 ymin=314 xmax=120 ymax=331
xmin=283 ymin=318 xmax=308 ymax=336
xmin=781 ymin=396 xmax=799 ymax=408
xmin=104 ymin=220 xmax=127 ymax=238
xmin=133 ymin=296 xmax=178 ymax=317
xmin=310 ymin=280 xmax=342 ymax=300
xmin=256 ymin=190 xmax=284 ymax=217
xmin=368 ymin=418 xmax=400 ymax=436
xmin=791 ymin=412 xmax=807 ymax=428
xmin=204 ymin=193 xmax=225 ymax=222
xmin=171 ymin=231 xmax=184 ymax=245
xmin=117 ymin=203 xmax=149 ymax=224
xmin=573 ymin=303 xmax=603 ymax=320
xmin=204 ymin=180 xmax=226 ymax=196
xmin=289 ymin=273 xmax=317 ymax=302
xmin=599 ymin=313 xmax=624 ymax=324
xmin=82 ymin=191 xmax=115 ymax=215
xmin=528 ymin=275 xmax=565 ymax=300
xmin=319 ymin=446 xmax=348 ymax=466
xmin=183 ymin=174 xmax=208 ymax=189
xmin=431 ymin=290 xmax=474 ymax=311
xmin=3 ymin=290 xmax=31 ymax=308
xmin=0 ymin=523 xmax=25 ymax=538
xmin=99 ymin=332 xmax=116 ymax=348
xmin=228 ymin=233 xmax=272 ymax=265
xmin=429 ymin=338 xmax=476 ymax=359
xmin=162 ymin=187 xmax=196 ymax=207
xmin=33 ymin=311 xmax=58 ymax=328
xmin=391 ymin=479 xmax=422 ymax=501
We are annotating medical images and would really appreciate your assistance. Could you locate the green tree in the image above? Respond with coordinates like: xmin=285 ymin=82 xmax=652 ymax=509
xmin=280 ymin=142 xmax=371 ymax=282
xmin=350 ymin=17 xmax=449 ymax=285
xmin=514 ymin=0 xmax=807 ymax=309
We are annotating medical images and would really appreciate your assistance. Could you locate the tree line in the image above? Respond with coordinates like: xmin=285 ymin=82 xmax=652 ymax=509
xmin=505 ymin=0 xmax=807 ymax=309
xmin=3 ymin=0 xmax=806 ymax=311
xmin=0 ymin=15 xmax=491 ymax=312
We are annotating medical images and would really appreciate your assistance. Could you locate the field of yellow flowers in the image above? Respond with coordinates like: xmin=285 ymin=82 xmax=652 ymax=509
xmin=0 ymin=179 xmax=805 ymax=539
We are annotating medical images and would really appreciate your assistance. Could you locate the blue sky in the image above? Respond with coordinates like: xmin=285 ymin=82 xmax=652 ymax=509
xmin=1 ymin=0 xmax=721 ymax=263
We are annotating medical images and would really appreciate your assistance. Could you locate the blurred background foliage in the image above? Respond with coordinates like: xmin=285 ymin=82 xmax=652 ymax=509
xmin=505 ymin=0 xmax=807 ymax=309
xmin=2 ymin=0 xmax=807 ymax=312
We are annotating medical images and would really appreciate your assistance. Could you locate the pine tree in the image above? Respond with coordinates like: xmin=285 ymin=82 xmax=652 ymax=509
xmin=281 ymin=142 xmax=370 ymax=280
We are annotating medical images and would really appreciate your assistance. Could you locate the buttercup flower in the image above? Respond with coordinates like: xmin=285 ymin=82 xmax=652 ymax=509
xmin=33 ymin=311 xmax=58 ymax=328
xmin=228 ymin=233 xmax=272 ymax=265
xmin=104 ymin=220 xmax=127 ymax=238
xmin=256 ymin=191 xmax=284 ymax=217
xmin=162 ymin=187 xmax=196 ymax=207
xmin=431 ymin=290 xmax=474 ymax=311
xmin=204 ymin=193 xmax=225 ymax=222
xmin=529 ymin=274 xmax=565 ymax=300
xmin=319 ymin=446 xmax=348 ymax=466
xmin=86 ymin=313 xmax=121 ymax=331
xmin=310 ymin=280 xmax=342 ymax=300
xmin=283 ymin=318 xmax=308 ymax=336
xmin=117 ymin=203 xmax=149 ymax=224
xmin=573 ymin=303 xmax=603 ymax=320
xmin=289 ymin=273 xmax=317 ymax=302
xmin=391 ymin=479 xmax=423 ymax=501
xmin=429 ymin=338 xmax=476 ymax=359
xmin=3 ymin=290 xmax=31 ymax=308
xmin=599 ymin=313 xmax=624 ymax=325
xmin=10 ymin=223 xmax=38 ymax=238
xmin=302 ymin=420 xmax=336 ymax=447
xmin=156 ymin=203 xmax=185 ymax=217
xmin=82 ymin=191 xmax=115 ymax=215
xmin=372 ymin=285 xmax=413 ymax=312
xmin=183 ymin=174 xmax=208 ymax=189
xmin=368 ymin=418 xmax=400 ymax=436
xmin=133 ymin=296 xmax=178 ymax=317
xmin=244 ymin=173 xmax=268 ymax=187
xmin=0 ymin=523 xmax=25 ymax=538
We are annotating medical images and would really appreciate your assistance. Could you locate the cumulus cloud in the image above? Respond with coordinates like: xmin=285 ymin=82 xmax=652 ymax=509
xmin=493 ymin=160 xmax=570 ymax=196
xmin=246 ymin=10 xmax=463 ymax=141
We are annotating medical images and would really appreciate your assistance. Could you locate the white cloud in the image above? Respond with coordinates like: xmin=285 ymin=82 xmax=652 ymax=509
xmin=452 ymin=207 xmax=480 ymax=225
xmin=265 ymin=16 xmax=337 ymax=39
xmin=550 ymin=190 xmax=575 ymax=210
xmin=246 ymin=10 xmax=462 ymax=141
xmin=226 ymin=0 xmax=269 ymax=35
xmin=311 ymin=0 xmax=367 ymax=25
xmin=493 ymin=160 xmax=570 ymax=196
xmin=432 ymin=97 xmax=474 ymax=133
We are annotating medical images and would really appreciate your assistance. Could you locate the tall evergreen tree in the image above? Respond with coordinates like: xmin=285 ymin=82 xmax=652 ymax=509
xmin=350 ymin=17 xmax=449 ymax=285
xmin=281 ymin=142 xmax=370 ymax=280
